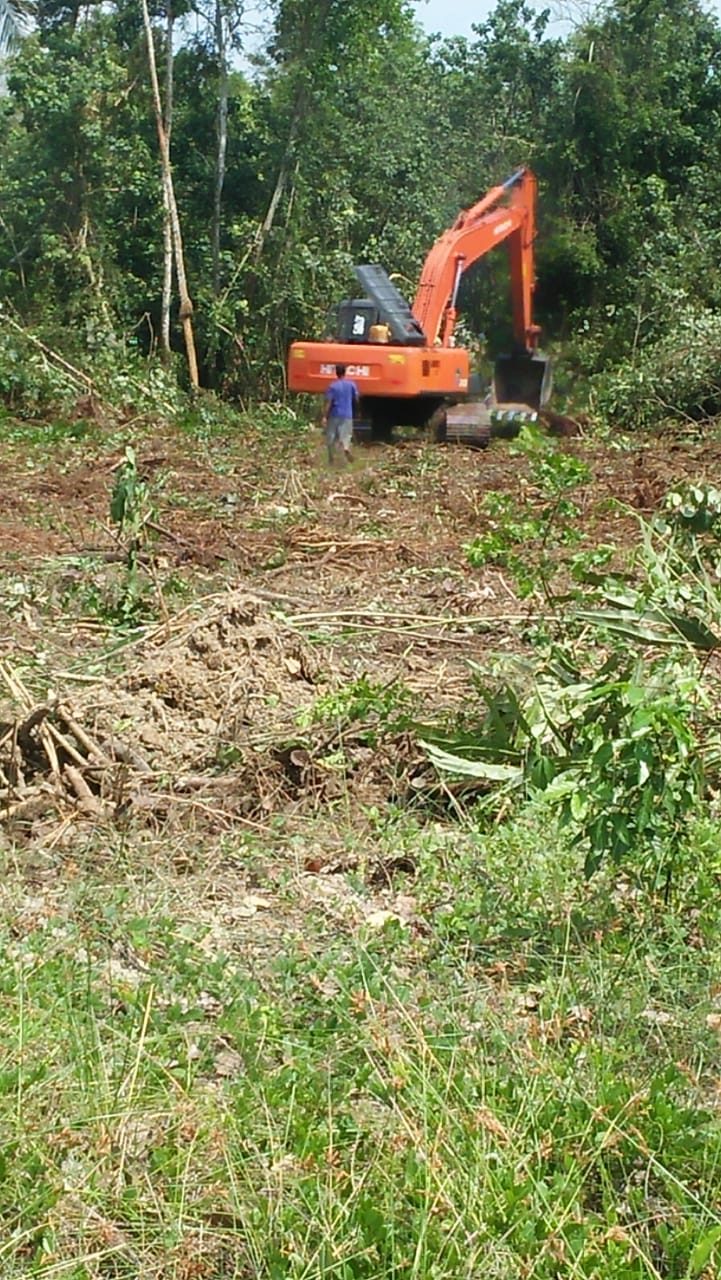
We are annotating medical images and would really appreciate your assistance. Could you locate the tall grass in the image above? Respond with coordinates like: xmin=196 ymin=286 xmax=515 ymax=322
xmin=2 ymin=813 xmax=721 ymax=1279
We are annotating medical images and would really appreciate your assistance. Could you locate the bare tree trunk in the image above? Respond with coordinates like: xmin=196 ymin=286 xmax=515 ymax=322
xmin=160 ymin=193 xmax=173 ymax=360
xmin=252 ymin=106 xmax=301 ymax=264
xmin=160 ymin=0 xmax=174 ymax=358
xmin=141 ymin=0 xmax=199 ymax=389
xmin=76 ymin=215 xmax=117 ymax=343
xmin=212 ymin=0 xmax=229 ymax=296
xmin=252 ymin=0 xmax=332 ymax=267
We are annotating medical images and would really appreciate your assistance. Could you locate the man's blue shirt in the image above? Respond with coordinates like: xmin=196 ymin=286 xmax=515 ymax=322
xmin=325 ymin=378 xmax=358 ymax=419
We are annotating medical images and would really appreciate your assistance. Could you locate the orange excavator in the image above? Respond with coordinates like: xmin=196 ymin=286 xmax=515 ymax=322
xmin=286 ymin=167 xmax=552 ymax=444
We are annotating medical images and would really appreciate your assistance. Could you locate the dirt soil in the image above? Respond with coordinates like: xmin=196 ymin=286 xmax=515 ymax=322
xmin=1 ymin=418 xmax=718 ymax=852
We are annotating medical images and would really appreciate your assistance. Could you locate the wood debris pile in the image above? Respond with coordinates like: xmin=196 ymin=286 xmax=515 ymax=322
xmin=1 ymin=592 xmax=422 ymax=840
xmin=0 ymin=659 xmax=147 ymax=828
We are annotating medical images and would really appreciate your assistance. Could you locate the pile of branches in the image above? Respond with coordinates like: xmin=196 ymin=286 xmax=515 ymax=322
xmin=0 ymin=660 xmax=149 ymax=827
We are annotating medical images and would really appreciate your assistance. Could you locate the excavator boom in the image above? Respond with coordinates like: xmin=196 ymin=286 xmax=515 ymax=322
xmin=413 ymin=168 xmax=540 ymax=352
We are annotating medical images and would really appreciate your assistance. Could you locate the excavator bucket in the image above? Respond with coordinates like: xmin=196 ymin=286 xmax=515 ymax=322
xmin=493 ymin=351 xmax=552 ymax=410
xmin=444 ymin=348 xmax=551 ymax=447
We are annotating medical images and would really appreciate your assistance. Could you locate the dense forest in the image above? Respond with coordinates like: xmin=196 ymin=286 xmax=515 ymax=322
xmin=1 ymin=0 xmax=721 ymax=424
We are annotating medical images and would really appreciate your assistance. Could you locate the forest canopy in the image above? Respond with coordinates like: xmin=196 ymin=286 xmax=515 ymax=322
xmin=0 ymin=0 xmax=720 ymax=418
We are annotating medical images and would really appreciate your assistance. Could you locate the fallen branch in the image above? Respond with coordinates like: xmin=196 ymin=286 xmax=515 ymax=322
xmin=45 ymin=721 xmax=90 ymax=770
xmin=99 ymin=735 xmax=153 ymax=775
xmin=0 ymin=658 xmax=33 ymax=708
xmin=0 ymin=668 xmax=152 ymax=826
xmin=0 ymin=791 xmax=57 ymax=823
xmin=38 ymin=720 xmax=61 ymax=778
xmin=288 ymin=608 xmax=533 ymax=625
xmin=57 ymin=704 xmax=113 ymax=765
xmin=1 ymin=313 xmax=94 ymax=389
xmin=64 ymin=765 xmax=103 ymax=816
xmin=13 ymin=705 xmax=50 ymax=753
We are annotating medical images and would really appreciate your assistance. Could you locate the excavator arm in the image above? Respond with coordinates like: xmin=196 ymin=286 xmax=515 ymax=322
xmin=412 ymin=168 xmax=540 ymax=351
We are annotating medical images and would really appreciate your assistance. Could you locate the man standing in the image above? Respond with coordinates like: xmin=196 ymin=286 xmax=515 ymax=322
xmin=321 ymin=363 xmax=359 ymax=465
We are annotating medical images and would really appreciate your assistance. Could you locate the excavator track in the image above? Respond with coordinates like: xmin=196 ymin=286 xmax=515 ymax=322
xmin=444 ymin=402 xmax=539 ymax=448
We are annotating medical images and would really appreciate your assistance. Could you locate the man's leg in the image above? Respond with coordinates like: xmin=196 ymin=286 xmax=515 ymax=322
xmin=326 ymin=417 xmax=339 ymax=464
xmin=338 ymin=417 xmax=353 ymax=463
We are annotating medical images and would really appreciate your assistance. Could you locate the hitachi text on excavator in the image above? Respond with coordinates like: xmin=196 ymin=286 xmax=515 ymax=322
xmin=287 ymin=167 xmax=552 ymax=446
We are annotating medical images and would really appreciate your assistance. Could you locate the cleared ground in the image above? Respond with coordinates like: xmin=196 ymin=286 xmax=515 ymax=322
xmin=2 ymin=412 xmax=721 ymax=1279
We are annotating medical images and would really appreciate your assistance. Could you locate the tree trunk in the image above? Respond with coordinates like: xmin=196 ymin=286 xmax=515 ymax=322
xmin=252 ymin=0 xmax=332 ymax=266
xmin=251 ymin=105 xmax=301 ymax=265
xmin=141 ymin=0 xmax=199 ymax=389
xmin=76 ymin=215 xmax=116 ymax=343
xmin=212 ymin=0 xmax=229 ymax=297
xmin=160 ymin=0 xmax=174 ymax=359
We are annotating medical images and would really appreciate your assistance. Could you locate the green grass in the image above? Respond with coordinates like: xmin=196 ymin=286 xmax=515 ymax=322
xmin=2 ymin=811 xmax=721 ymax=1279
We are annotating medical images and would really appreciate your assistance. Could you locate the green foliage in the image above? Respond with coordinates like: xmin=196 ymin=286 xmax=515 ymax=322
xmin=568 ymin=543 xmax=615 ymax=583
xmin=109 ymin=444 xmax=157 ymax=620
xmin=463 ymin=435 xmax=588 ymax=594
xmin=110 ymin=444 xmax=153 ymax=539
xmin=0 ymin=22 xmax=159 ymax=345
xmin=0 ymin=316 xmax=194 ymax=428
xmin=592 ymin=308 xmax=721 ymax=431
xmin=297 ymin=676 xmax=416 ymax=745
xmin=585 ymin=484 xmax=721 ymax=656
xmin=425 ymin=648 xmax=706 ymax=881
xmin=0 ymin=0 xmax=720 ymax=410
xmin=541 ymin=0 xmax=721 ymax=371
xmin=429 ymin=478 xmax=721 ymax=886
xmin=661 ymin=482 xmax=721 ymax=539
xmin=552 ymin=661 xmax=703 ymax=878
xmin=0 ymin=328 xmax=80 ymax=418
xmin=463 ymin=492 xmax=546 ymax=569
xmin=527 ymin=438 xmax=591 ymax=495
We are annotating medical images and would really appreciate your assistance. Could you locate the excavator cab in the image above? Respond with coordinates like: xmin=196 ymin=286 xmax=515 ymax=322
xmin=334 ymin=300 xmax=379 ymax=343
xmin=493 ymin=348 xmax=553 ymax=410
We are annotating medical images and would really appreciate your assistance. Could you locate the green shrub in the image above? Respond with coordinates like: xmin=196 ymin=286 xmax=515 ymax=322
xmin=591 ymin=307 xmax=721 ymax=431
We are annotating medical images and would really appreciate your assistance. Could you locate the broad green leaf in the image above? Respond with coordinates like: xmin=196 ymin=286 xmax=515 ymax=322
xmin=577 ymin=607 xmax=719 ymax=651
xmin=688 ymin=1224 xmax=721 ymax=1276
xmin=570 ymin=790 xmax=587 ymax=821
xmin=625 ymin=684 xmax=646 ymax=707
xmin=421 ymin=742 xmax=522 ymax=783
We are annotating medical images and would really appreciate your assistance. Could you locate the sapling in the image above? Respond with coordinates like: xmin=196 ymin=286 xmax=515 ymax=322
xmin=110 ymin=445 xmax=157 ymax=615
